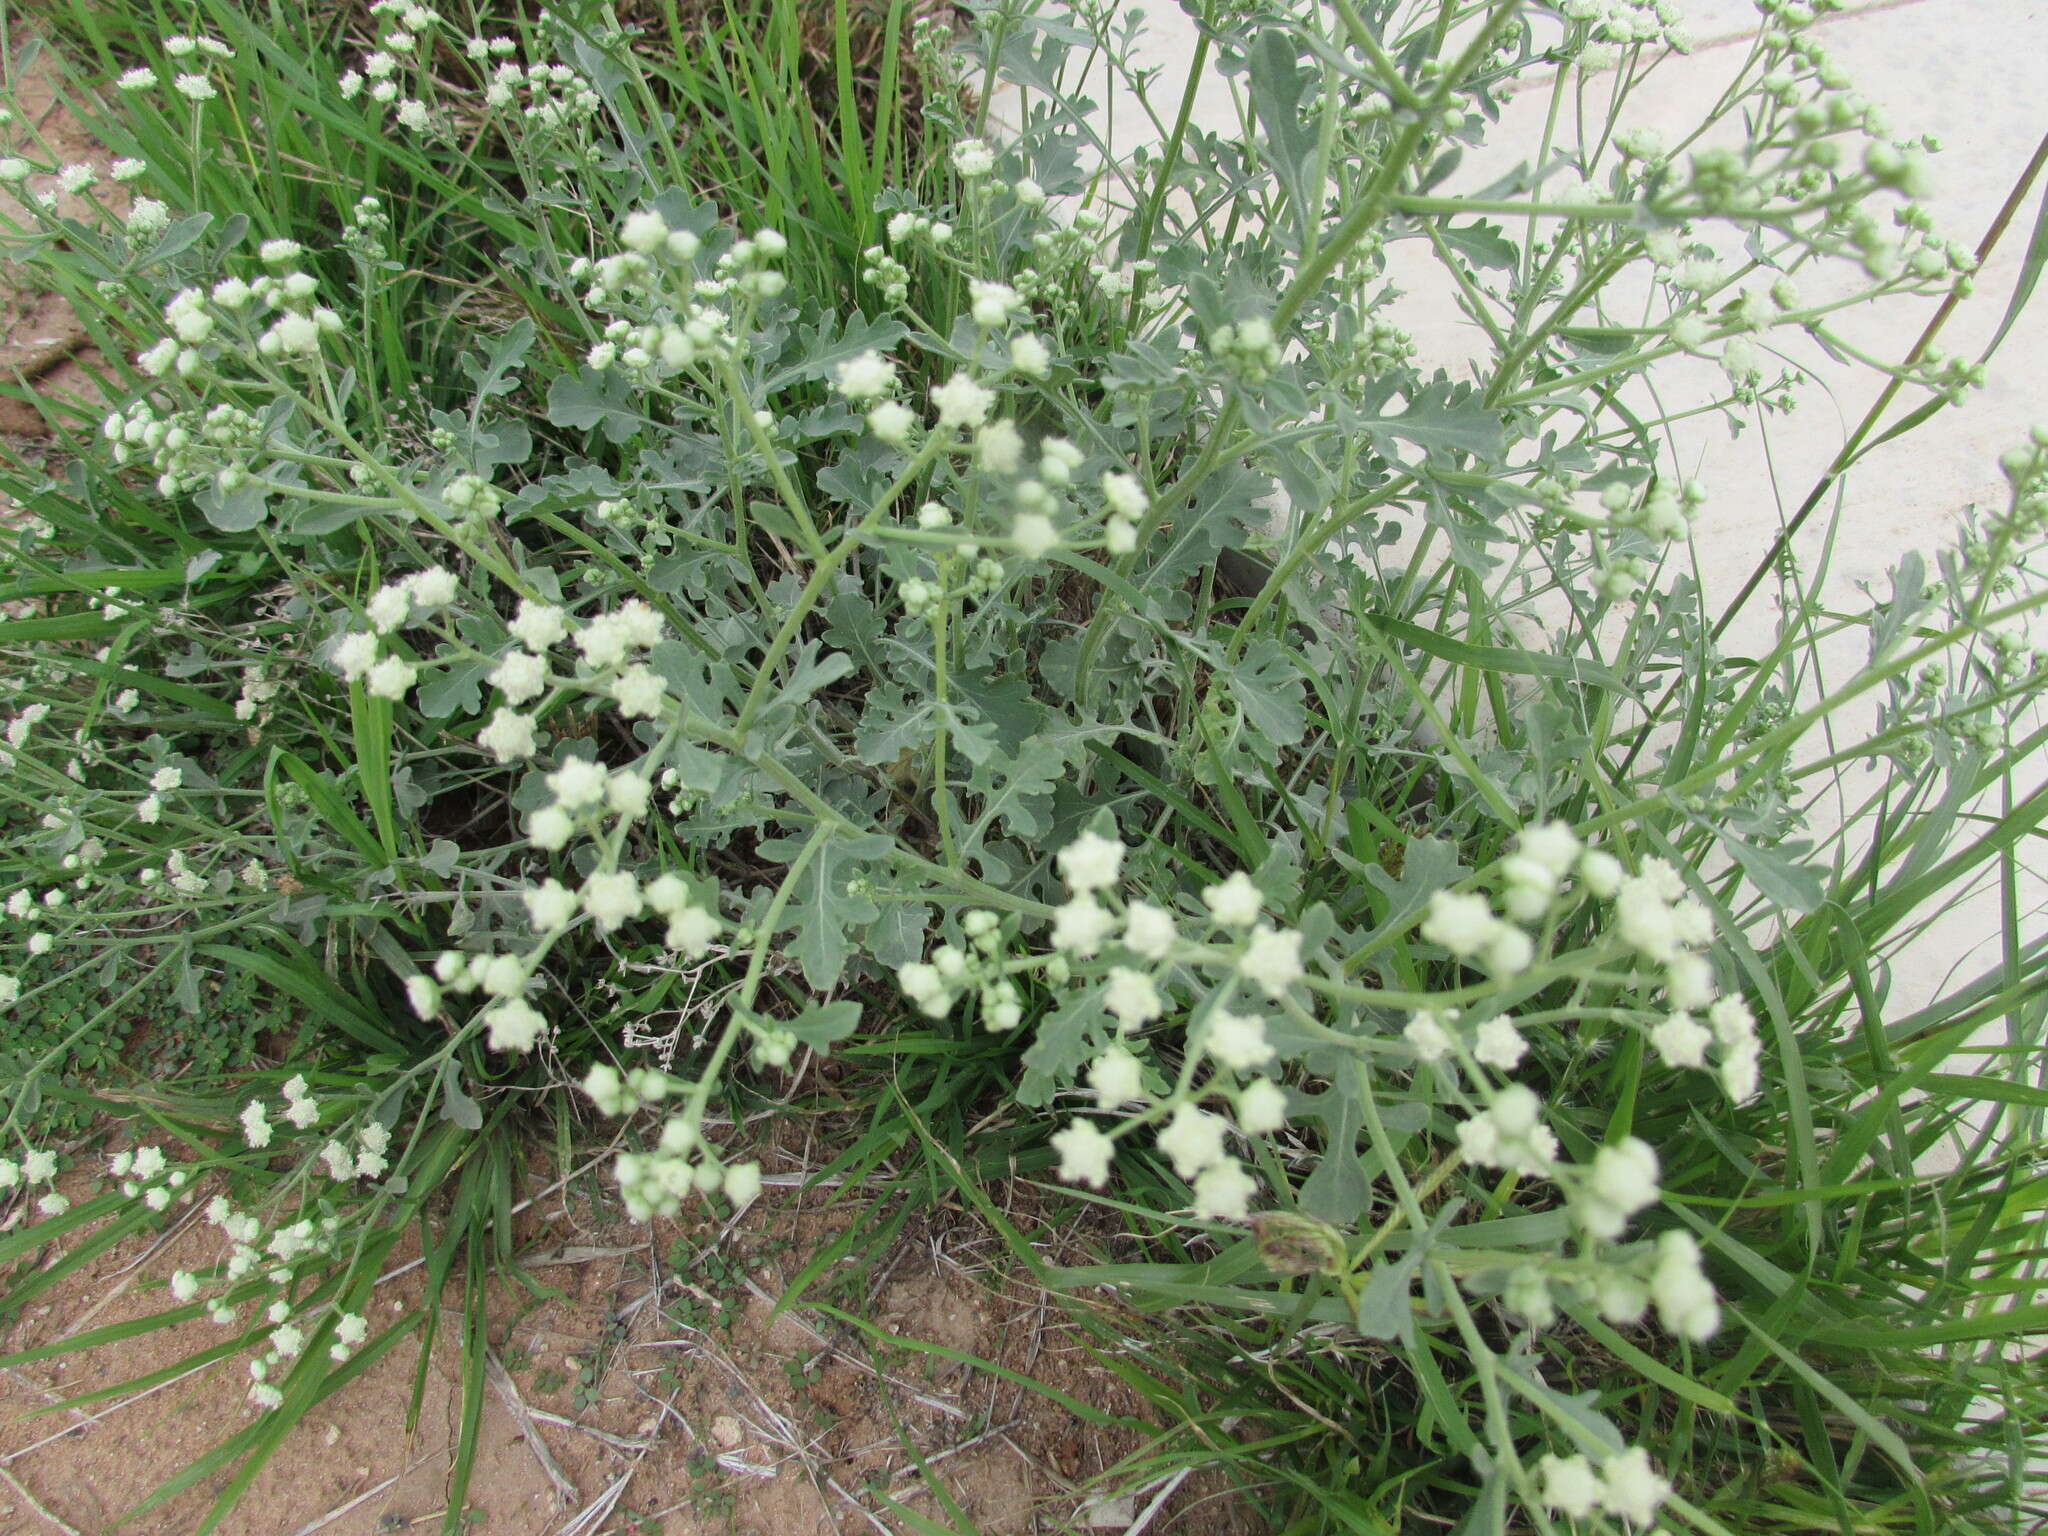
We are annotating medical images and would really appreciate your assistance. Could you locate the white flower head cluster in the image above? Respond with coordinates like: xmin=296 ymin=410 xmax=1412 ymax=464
xmin=588 ymin=1078 xmax=763 ymax=1220
xmin=127 ymin=260 xmax=343 ymax=384
xmin=473 ymin=54 xmax=601 ymax=129
xmin=1537 ymin=1445 xmax=1673 ymax=1527
xmin=897 ymin=909 xmax=1023 ymax=1032
xmin=1210 ymin=316 xmax=1283 ymax=385
xmin=0 ymin=1144 xmax=71 ymax=1216
xmin=433 ymin=946 xmax=545 ymax=1052
xmin=970 ymin=829 xmax=1315 ymax=1223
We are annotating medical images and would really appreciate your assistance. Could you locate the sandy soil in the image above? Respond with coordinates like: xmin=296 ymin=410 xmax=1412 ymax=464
xmin=0 ymin=44 xmax=108 ymax=442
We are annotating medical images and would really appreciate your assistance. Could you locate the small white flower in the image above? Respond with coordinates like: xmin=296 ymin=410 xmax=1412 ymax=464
xmin=332 ymin=631 xmax=379 ymax=681
xmin=1236 ymin=1078 xmax=1288 ymax=1135
xmin=1052 ymin=1118 xmax=1115 ymax=1187
xmin=606 ymin=770 xmax=652 ymax=819
xmin=868 ymin=400 xmax=917 ymax=445
xmin=619 ymin=209 xmax=669 ymax=254
xmin=1103 ymin=967 xmax=1164 ymax=1031
xmin=1191 ymin=1158 xmax=1257 ymax=1221
xmin=1650 ymin=1230 xmax=1720 ymax=1340
xmin=484 ymin=998 xmax=547 ymax=1053
xmin=523 ymin=879 xmax=578 ymax=933
xmin=118 ymin=66 xmax=159 ymax=90
xmin=1056 ymin=830 xmax=1124 ymax=893
xmin=665 ymin=906 xmax=719 ymax=957
xmin=951 ymin=138 xmax=997 ymax=177
xmin=1201 ymin=871 xmax=1263 ymax=928
xmin=1237 ymin=925 xmax=1303 ymax=999
xmin=1421 ymin=890 xmax=1496 ymax=957
xmin=476 ymin=954 xmax=526 ymax=999
xmin=580 ymin=871 xmax=643 ymax=931
xmin=508 ymin=599 xmax=568 ymax=651
xmin=1579 ymin=1136 xmax=1661 ymax=1239
xmin=1203 ymin=1009 xmax=1274 ymax=1072
xmin=931 ymin=372 xmax=994 ymax=429
xmin=1403 ymin=1010 xmax=1454 ymax=1063
xmin=968 ymin=279 xmax=1022 ymax=328
xmin=609 ymin=664 xmax=668 ymax=718
xmin=1156 ymin=1103 xmax=1227 ymax=1180
xmin=1473 ymin=1015 xmax=1526 ymax=1070
xmin=1100 ymin=472 xmax=1148 ymax=521
xmin=1008 ymin=333 xmax=1051 ymax=378
xmin=834 ymin=349 xmax=897 ymax=401
xmin=240 ymin=1100 xmax=272 ymax=1149
xmin=1010 ymin=511 xmax=1058 ymax=559
xmin=1650 ymin=1010 xmax=1712 ymax=1069
xmin=723 ymin=1161 xmax=763 ymax=1206
xmin=477 ymin=708 xmax=538 ymax=763
xmin=1538 ymin=1454 xmax=1601 ymax=1520
xmin=1481 ymin=925 xmax=1534 ymax=977
xmin=1086 ymin=1048 xmax=1145 ymax=1109
xmin=489 ymin=650 xmax=548 ymax=705
xmin=975 ymin=419 xmax=1025 ymax=474
xmin=1666 ymin=951 xmax=1717 ymax=1010
xmin=546 ymin=757 xmax=609 ymax=810
xmin=527 ymin=805 xmax=574 ymax=851
xmin=407 ymin=566 xmax=458 ymax=608
xmin=173 ymin=73 xmax=219 ymax=102
xmin=1050 ymin=896 xmax=1115 ymax=957
xmin=1122 ymin=902 xmax=1177 ymax=961
xmin=405 ymin=974 xmax=440 ymax=1018
xmin=1600 ymin=1447 xmax=1672 ymax=1527
xmin=366 ymin=583 xmax=412 ymax=633
xmin=1577 ymin=847 xmax=1624 ymax=896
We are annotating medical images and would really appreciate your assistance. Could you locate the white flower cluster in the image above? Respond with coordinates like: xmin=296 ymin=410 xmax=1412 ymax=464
xmin=112 ymin=33 xmax=235 ymax=104
xmin=0 ymin=1145 xmax=69 ymax=1216
xmin=897 ymin=908 xmax=1025 ymax=1031
xmin=1210 ymin=317 xmax=1282 ymax=385
xmin=1537 ymin=1445 xmax=1673 ymax=1527
xmin=107 ymin=1142 xmax=191 ymax=1212
xmin=479 ymin=57 xmax=601 ymax=129
xmin=582 ymin=1067 xmax=761 ymax=1219
xmin=920 ymin=828 xmax=1311 ymax=1224
xmin=1389 ymin=822 xmax=1734 ymax=1348
xmin=1411 ymin=824 xmax=1760 ymax=1102
xmin=1560 ymin=0 xmax=1693 ymax=64
xmin=121 ymin=249 xmax=342 ymax=386
xmin=319 ymin=1118 xmax=393 ymax=1182
xmin=336 ymin=0 xmax=441 ymax=131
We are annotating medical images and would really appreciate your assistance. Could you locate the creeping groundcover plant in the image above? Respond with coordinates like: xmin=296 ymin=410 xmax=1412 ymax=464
xmin=2 ymin=0 xmax=2046 ymax=1528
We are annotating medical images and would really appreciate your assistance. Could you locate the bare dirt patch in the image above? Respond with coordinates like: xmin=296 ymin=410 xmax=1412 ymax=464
xmin=0 ymin=44 xmax=111 ymax=441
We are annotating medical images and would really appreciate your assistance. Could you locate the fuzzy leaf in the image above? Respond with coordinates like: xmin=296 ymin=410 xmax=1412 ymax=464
xmin=1364 ymin=381 xmax=1507 ymax=463
xmin=756 ymin=830 xmax=891 ymax=990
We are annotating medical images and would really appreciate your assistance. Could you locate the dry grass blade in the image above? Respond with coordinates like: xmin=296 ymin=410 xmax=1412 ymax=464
xmin=484 ymin=1348 xmax=580 ymax=1507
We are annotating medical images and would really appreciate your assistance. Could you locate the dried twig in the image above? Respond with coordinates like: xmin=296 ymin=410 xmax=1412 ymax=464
xmin=285 ymin=1463 xmax=423 ymax=1536
xmin=555 ymin=1467 xmax=635 ymax=1536
xmin=0 ymin=1462 xmax=84 ymax=1536
xmin=486 ymin=1350 xmax=579 ymax=1507
xmin=1125 ymin=1466 xmax=1195 ymax=1536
